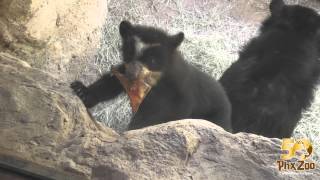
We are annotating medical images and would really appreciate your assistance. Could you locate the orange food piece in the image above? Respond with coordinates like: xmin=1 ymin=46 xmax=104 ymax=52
xmin=111 ymin=66 xmax=152 ymax=113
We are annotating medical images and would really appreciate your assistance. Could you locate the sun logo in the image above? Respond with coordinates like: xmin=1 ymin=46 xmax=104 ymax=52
xmin=277 ymin=138 xmax=316 ymax=171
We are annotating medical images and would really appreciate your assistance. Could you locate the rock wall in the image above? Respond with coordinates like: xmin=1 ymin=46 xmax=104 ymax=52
xmin=0 ymin=55 xmax=319 ymax=179
xmin=0 ymin=0 xmax=107 ymax=78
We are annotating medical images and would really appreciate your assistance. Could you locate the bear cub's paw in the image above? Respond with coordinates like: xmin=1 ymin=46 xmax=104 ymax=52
xmin=70 ymin=81 xmax=95 ymax=108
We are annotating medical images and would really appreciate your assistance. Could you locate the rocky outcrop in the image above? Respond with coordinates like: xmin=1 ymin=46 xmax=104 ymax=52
xmin=0 ymin=55 xmax=319 ymax=179
xmin=0 ymin=52 xmax=118 ymax=177
xmin=0 ymin=0 xmax=107 ymax=72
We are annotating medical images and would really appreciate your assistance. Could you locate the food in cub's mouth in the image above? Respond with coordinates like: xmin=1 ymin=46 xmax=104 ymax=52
xmin=111 ymin=65 xmax=160 ymax=113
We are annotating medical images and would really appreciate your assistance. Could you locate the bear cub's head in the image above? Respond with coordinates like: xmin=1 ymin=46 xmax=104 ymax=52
xmin=117 ymin=21 xmax=184 ymax=81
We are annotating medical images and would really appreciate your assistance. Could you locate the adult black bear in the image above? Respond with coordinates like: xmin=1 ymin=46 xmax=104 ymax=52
xmin=71 ymin=21 xmax=232 ymax=131
xmin=220 ymin=0 xmax=320 ymax=138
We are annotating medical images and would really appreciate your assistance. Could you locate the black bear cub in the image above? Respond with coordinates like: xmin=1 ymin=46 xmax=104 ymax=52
xmin=220 ymin=0 xmax=320 ymax=138
xmin=71 ymin=21 xmax=232 ymax=131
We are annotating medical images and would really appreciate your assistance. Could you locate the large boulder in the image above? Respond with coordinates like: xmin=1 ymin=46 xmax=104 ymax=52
xmin=0 ymin=54 xmax=319 ymax=179
xmin=0 ymin=53 xmax=118 ymax=178
xmin=0 ymin=0 xmax=107 ymax=76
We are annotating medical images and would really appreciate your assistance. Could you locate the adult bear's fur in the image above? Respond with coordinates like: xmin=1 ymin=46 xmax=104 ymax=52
xmin=220 ymin=0 xmax=320 ymax=138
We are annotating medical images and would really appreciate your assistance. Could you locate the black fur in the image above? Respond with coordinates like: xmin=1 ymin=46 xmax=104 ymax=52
xmin=220 ymin=0 xmax=320 ymax=138
xmin=71 ymin=21 xmax=232 ymax=131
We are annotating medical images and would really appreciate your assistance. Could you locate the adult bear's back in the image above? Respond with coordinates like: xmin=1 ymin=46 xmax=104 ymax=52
xmin=219 ymin=0 xmax=320 ymax=138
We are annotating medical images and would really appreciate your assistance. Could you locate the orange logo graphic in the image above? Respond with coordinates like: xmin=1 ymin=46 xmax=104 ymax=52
xmin=277 ymin=138 xmax=316 ymax=171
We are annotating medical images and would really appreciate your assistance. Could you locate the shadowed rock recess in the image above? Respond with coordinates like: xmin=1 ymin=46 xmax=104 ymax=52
xmin=0 ymin=55 xmax=319 ymax=179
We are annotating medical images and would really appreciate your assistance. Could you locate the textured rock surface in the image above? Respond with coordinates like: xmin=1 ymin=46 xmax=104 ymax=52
xmin=1 ymin=55 xmax=319 ymax=179
xmin=0 ymin=0 xmax=107 ymax=74
xmin=0 ymin=53 xmax=118 ymax=178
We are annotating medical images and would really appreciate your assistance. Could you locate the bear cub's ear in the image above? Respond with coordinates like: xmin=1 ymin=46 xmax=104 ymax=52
xmin=270 ymin=0 xmax=285 ymax=16
xmin=169 ymin=32 xmax=184 ymax=48
xmin=119 ymin=20 xmax=133 ymax=38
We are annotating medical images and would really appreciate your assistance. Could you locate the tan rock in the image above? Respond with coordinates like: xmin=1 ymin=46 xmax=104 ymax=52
xmin=0 ymin=54 xmax=319 ymax=179
xmin=0 ymin=53 xmax=118 ymax=178
xmin=0 ymin=0 xmax=107 ymax=68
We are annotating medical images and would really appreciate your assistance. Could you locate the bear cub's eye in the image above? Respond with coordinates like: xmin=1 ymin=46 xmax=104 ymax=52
xmin=150 ymin=58 xmax=156 ymax=65
xmin=146 ymin=57 xmax=158 ymax=68
xmin=142 ymin=56 xmax=160 ymax=70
